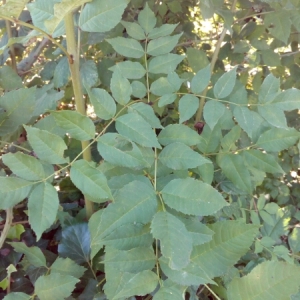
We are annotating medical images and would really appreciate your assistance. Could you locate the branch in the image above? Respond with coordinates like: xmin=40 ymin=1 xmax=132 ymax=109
xmin=195 ymin=0 xmax=238 ymax=122
xmin=17 ymin=38 xmax=49 ymax=78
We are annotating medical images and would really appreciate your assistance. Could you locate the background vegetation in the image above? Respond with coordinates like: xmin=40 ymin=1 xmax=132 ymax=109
xmin=0 ymin=0 xmax=300 ymax=299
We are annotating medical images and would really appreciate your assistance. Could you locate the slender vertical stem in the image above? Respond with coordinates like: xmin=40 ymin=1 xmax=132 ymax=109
xmin=3 ymin=0 xmax=16 ymax=71
xmin=0 ymin=208 xmax=13 ymax=249
xmin=195 ymin=0 xmax=238 ymax=122
xmin=64 ymin=13 xmax=94 ymax=219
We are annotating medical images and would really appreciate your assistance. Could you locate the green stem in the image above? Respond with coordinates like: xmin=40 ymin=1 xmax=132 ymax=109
xmin=195 ymin=0 xmax=238 ymax=122
xmin=64 ymin=12 xmax=94 ymax=219
xmin=204 ymin=284 xmax=221 ymax=300
xmin=0 ymin=208 xmax=13 ymax=249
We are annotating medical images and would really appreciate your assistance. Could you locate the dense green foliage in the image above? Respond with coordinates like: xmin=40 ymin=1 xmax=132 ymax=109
xmin=0 ymin=0 xmax=300 ymax=299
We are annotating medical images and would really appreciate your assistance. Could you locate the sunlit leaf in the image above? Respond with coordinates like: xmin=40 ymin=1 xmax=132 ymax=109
xmin=0 ymin=177 xmax=33 ymax=209
xmin=258 ymin=73 xmax=280 ymax=104
xmin=35 ymin=273 xmax=79 ymax=300
xmin=79 ymin=0 xmax=129 ymax=33
xmin=159 ymin=142 xmax=209 ymax=170
xmin=148 ymin=54 xmax=185 ymax=74
xmin=51 ymin=110 xmax=95 ymax=141
xmin=138 ymin=3 xmax=156 ymax=34
xmin=151 ymin=211 xmax=193 ymax=270
xmin=147 ymin=34 xmax=182 ymax=56
xmin=158 ymin=124 xmax=201 ymax=146
xmin=116 ymin=113 xmax=161 ymax=148
xmin=213 ymin=67 xmax=237 ymax=98
xmin=85 ymin=86 xmax=116 ymax=120
xmin=121 ymin=21 xmax=145 ymax=40
xmin=203 ymin=100 xmax=226 ymax=130
xmin=162 ymin=178 xmax=228 ymax=216
xmin=24 ymin=125 xmax=68 ymax=164
xmin=2 ymin=152 xmax=45 ymax=181
xmin=178 ymin=95 xmax=199 ymax=123
xmin=51 ymin=257 xmax=86 ymax=279
xmin=28 ymin=182 xmax=59 ymax=240
xmin=227 ymin=261 xmax=300 ymax=300
xmin=89 ymin=181 xmax=157 ymax=258
xmin=110 ymin=61 xmax=146 ymax=79
xmin=9 ymin=242 xmax=46 ymax=268
xmin=191 ymin=64 xmax=211 ymax=94
xmin=107 ymin=37 xmax=144 ymax=58
xmin=148 ymin=23 xmax=178 ymax=39
xmin=70 ymin=159 xmax=112 ymax=202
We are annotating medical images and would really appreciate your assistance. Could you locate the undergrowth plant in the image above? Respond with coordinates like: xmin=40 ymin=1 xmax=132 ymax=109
xmin=0 ymin=0 xmax=300 ymax=299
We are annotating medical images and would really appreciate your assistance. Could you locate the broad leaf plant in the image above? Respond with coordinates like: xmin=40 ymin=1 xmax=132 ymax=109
xmin=0 ymin=0 xmax=300 ymax=299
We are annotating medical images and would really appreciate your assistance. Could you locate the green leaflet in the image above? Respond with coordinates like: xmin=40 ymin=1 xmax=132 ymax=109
xmin=0 ymin=66 xmax=23 ymax=90
xmin=191 ymin=220 xmax=259 ymax=279
xmin=3 ymin=293 xmax=30 ymax=300
xmin=161 ymin=178 xmax=228 ymax=216
xmin=178 ymin=94 xmax=199 ymax=123
xmin=197 ymin=125 xmax=222 ymax=154
xmin=50 ymin=257 xmax=86 ymax=279
xmin=128 ymin=102 xmax=162 ymax=129
xmin=220 ymin=125 xmax=241 ymax=152
xmin=258 ymin=73 xmax=280 ymax=104
xmin=138 ymin=3 xmax=156 ymax=34
xmin=148 ymin=54 xmax=185 ymax=74
xmin=158 ymin=142 xmax=210 ymax=170
xmin=110 ymin=61 xmax=146 ymax=79
xmin=233 ymin=107 xmax=264 ymax=141
xmin=104 ymin=270 xmax=158 ymax=299
xmin=2 ymin=152 xmax=45 ymax=181
xmin=150 ymin=77 xmax=177 ymax=96
xmin=257 ymin=104 xmax=288 ymax=129
xmin=107 ymin=37 xmax=144 ymax=58
xmin=213 ymin=67 xmax=237 ymax=99
xmin=153 ymin=280 xmax=185 ymax=300
xmin=0 ymin=0 xmax=29 ymax=18
xmin=190 ymin=63 xmax=211 ymax=94
xmin=180 ymin=218 xmax=214 ymax=246
xmin=158 ymin=93 xmax=177 ymax=107
xmin=159 ymin=256 xmax=214 ymax=286
xmin=0 ymin=87 xmax=36 ymax=136
xmin=121 ymin=21 xmax=146 ymax=40
xmin=147 ymin=34 xmax=182 ymax=56
xmin=0 ymin=177 xmax=33 ymax=209
xmin=28 ymin=182 xmax=59 ymax=240
xmin=256 ymin=128 xmax=300 ymax=152
xmin=243 ymin=150 xmax=284 ymax=174
xmin=203 ymin=100 xmax=226 ymax=130
xmin=116 ymin=113 xmax=161 ymax=148
xmin=58 ymin=223 xmax=91 ymax=264
xmin=103 ymin=223 xmax=153 ymax=250
xmin=27 ymin=0 xmax=65 ymax=37
xmin=227 ymin=261 xmax=300 ymax=300
xmin=85 ymin=86 xmax=116 ymax=120
xmin=131 ymin=81 xmax=147 ymax=98
xmin=148 ymin=23 xmax=178 ymax=39
xmin=97 ymin=133 xmax=151 ymax=169
xmin=272 ymin=88 xmax=300 ymax=111
xmin=110 ymin=68 xmax=132 ymax=105
xmin=79 ymin=0 xmax=128 ymax=33
xmin=218 ymin=153 xmax=252 ymax=193
xmin=9 ymin=242 xmax=46 ymax=268
xmin=51 ymin=110 xmax=95 ymax=141
xmin=35 ymin=273 xmax=79 ymax=300
xmin=158 ymin=124 xmax=201 ymax=146
xmin=104 ymin=246 xmax=156 ymax=273
xmin=45 ymin=0 xmax=92 ymax=34
xmin=70 ymin=159 xmax=112 ymax=203
xmin=24 ymin=125 xmax=68 ymax=164
xmin=264 ymin=11 xmax=291 ymax=44
xmin=89 ymin=181 xmax=157 ymax=258
xmin=151 ymin=211 xmax=193 ymax=270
